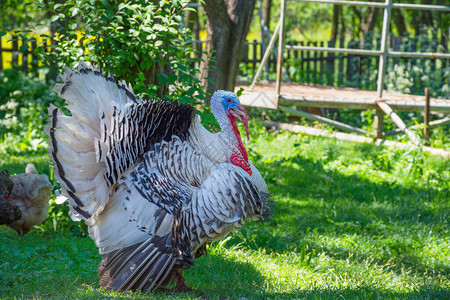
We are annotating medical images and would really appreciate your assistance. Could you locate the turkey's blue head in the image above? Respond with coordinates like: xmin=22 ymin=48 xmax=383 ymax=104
xmin=211 ymin=90 xmax=252 ymax=176
xmin=211 ymin=90 xmax=249 ymax=139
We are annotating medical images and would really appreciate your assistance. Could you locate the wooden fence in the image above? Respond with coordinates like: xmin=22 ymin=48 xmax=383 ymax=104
xmin=0 ymin=35 xmax=55 ymax=79
xmin=241 ymin=32 xmax=449 ymax=92
xmin=1 ymin=31 xmax=448 ymax=93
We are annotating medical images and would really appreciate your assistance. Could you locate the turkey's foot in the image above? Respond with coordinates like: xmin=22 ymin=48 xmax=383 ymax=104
xmin=172 ymin=269 xmax=192 ymax=293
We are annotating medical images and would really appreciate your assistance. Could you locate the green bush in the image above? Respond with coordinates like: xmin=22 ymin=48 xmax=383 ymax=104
xmin=43 ymin=0 xmax=209 ymax=113
xmin=38 ymin=198 xmax=89 ymax=237
xmin=0 ymin=68 xmax=63 ymax=156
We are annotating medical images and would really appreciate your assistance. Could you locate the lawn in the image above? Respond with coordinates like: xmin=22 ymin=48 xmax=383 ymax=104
xmin=1 ymin=128 xmax=449 ymax=299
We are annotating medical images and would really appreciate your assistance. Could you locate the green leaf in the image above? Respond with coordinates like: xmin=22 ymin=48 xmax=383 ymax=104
xmin=167 ymin=74 xmax=177 ymax=84
xmin=168 ymin=27 xmax=178 ymax=35
xmin=19 ymin=44 xmax=29 ymax=53
xmin=71 ymin=7 xmax=79 ymax=17
xmin=51 ymin=15 xmax=60 ymax=22
xmin=156 ymin=73 xmax=168 ymax=85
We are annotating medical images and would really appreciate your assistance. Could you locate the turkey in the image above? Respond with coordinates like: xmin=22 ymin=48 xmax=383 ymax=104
xmin=0 ymin=170 xmax=22 ymax=225
xmin=45 ymin=62 xmax=268 ymax=292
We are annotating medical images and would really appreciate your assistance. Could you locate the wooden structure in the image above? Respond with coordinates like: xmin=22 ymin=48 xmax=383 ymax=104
xmin=238 ymin=0 xmax=450 ymax=148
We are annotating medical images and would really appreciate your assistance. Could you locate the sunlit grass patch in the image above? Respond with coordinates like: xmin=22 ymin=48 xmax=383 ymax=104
xmin=1 ymin=128 xmax=449 ymax=299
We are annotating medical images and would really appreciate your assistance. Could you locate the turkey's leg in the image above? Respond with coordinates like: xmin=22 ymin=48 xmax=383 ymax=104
xmin=172 ymin=269 xmax=192 ymax=292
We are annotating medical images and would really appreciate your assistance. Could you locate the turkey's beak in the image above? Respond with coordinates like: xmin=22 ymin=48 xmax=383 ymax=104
xmin=232 ymin=104 xmax=249 ymax=140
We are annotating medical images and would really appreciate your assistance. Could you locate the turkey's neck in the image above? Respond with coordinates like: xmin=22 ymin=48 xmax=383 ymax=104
xmin=213 ymin=106 xmax=252 ymax=176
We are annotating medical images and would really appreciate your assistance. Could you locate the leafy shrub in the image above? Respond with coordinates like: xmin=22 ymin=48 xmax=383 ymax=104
xmin=37 ymin=198 xmax=88 ymax=237
xmin=0 ymin=68 xmax=63 ymax=156
xmin=41 ymin=0 xmax=209 ymax=115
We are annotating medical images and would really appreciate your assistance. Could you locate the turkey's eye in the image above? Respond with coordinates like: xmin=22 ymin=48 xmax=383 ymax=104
xmin=226 ymin=98 xmax=232 ymax=103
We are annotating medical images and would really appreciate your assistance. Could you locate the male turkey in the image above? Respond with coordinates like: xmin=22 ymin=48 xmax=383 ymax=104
xmin=46 ymin=63 xmax=268 ymax=292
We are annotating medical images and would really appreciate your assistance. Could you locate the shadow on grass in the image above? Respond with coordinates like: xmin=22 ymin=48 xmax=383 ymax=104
xmin=231 ymin=153 xmax=449 ymax=278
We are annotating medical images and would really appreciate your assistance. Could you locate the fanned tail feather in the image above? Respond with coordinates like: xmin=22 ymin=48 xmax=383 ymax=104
xmin=98 ymin=235 xmax=181 ymax=292
xmin=45 ymin=62 xmax=136 ymax=220
xmin=46 ymin=62 xmax=196 ymax=222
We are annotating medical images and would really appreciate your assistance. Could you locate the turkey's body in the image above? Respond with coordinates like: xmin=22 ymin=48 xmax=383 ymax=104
xmin=46 ymin=63 xmax=268 ymax=292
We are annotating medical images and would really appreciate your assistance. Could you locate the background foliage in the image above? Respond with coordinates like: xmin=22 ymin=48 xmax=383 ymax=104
xmin=47 ymin=0 xmax=208 ymax=106
xmin=0 ymin=69 xmax=62 ymax=156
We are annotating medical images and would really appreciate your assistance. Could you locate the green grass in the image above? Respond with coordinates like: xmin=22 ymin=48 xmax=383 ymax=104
xmin=1 ymin=129 xmax=449 ymax=299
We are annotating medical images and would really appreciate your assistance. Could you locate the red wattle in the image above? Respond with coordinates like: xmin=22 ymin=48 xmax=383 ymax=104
xmin=231 ymin=151 xmax=252 ymax=176
xmin=228 ymin=113 xmax=252 ymax=176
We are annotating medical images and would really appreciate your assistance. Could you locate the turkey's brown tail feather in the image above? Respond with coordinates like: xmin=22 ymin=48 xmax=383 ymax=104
xmin=98 ymin=235 xmax=182 ymax=292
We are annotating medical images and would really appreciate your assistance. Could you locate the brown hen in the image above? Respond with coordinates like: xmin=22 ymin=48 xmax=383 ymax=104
xmin=7 ymin=164 xmax=52 ymax=235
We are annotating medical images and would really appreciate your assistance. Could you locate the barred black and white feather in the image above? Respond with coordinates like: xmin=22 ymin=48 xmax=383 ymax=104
xmin=46 ymin=62 xmax=268 ymax=292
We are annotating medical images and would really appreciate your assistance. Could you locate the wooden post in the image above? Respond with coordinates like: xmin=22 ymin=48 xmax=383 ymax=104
xmin=275 ymin=0 xmax=286 ymax=99
xmin=12 ymin=37 xmax=18 ymax=66
xmin=250 ymin=20 xmax=281 ymax=91
xmin=374 ymin=109 xmax=384 ymax=139
xmin=257 ymin=0 xmax=269 ymax=80
xmin=31 ymin=39 xmax=37 ymax=74
xmin=300 ymin=41 xmax=304 ymax=77
xmin=22 ymin=37 xmax=28 ymax=72
xmin=242 ymin=42 xmax=248 ymax=66
xmin=252 ymin=39 xmax=257 ymax=75
xmin=424 ymin=87 xmax=431 ymax=143
xmin=319 ymin=41 xmax=324 ymax=84
xmin=376 ymin=0 xmax=393 ymax=98
xmin=326 ymin=40 xmax=335 ymax=86
xmin=313 ymin=41 xmax=317 ymax=84
xmin=376 ymin=100 xmax=419 ymax=145
xmin=306 ymin=42 xmax=311 ymax=83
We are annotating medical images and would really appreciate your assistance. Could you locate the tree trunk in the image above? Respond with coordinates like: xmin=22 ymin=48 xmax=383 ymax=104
xmin=185 ymin=0 xmax=201 ymax=53
xmin=360 ymin=7 xmax=378 ymax=48
xmin=392 ymin=9 xmax=407 ymax=36
xmin=330 ymin=5 xmax=340 ymax=42
xmin=200 ymin=0 xmax=256 ymax=103
xmin=262 ymin=0 xmax=272 ymax=31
